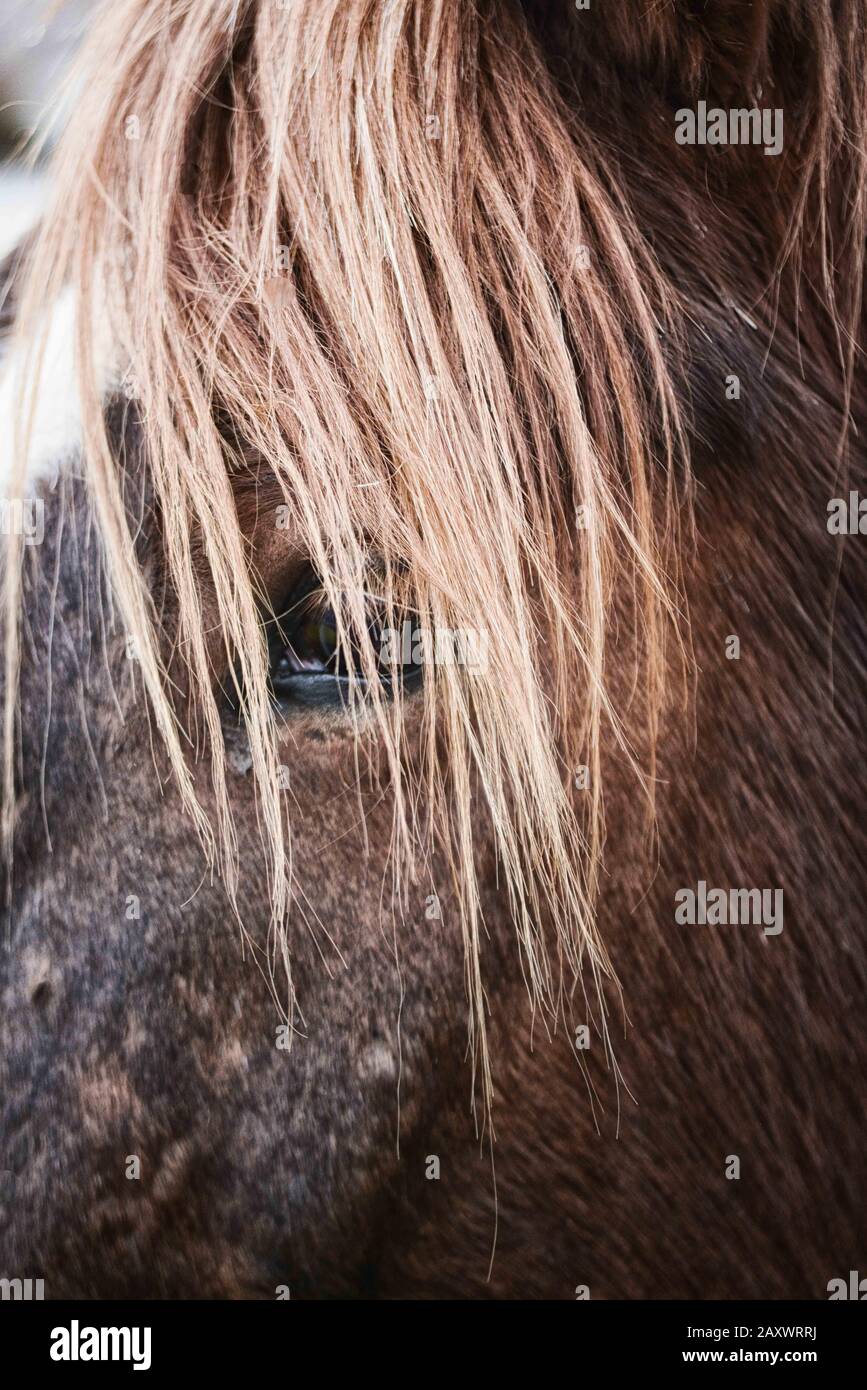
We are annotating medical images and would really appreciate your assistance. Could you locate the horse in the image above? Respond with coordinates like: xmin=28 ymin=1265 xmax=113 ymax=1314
xmin=0 ymin=0 xmax=865 ymax=1299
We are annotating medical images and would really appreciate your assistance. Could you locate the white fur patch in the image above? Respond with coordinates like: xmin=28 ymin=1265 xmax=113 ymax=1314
xmin=0 ymin=170 xmax=47 ymax=261
xmin=0 ymin=283 xmax=121 ymax=495
xmin=0 ymin=169 xmax=122 ymax=493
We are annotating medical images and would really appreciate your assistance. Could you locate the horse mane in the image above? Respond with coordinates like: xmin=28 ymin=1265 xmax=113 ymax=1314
xmin=3 ymin=0 xmax=865 ymax=1122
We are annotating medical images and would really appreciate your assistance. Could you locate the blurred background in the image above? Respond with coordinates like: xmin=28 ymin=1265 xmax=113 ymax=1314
xmin=0 ymin=0 xmax=93 ymax=257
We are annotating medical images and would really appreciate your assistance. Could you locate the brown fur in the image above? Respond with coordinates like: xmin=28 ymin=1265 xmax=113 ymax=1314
xmin=1 ymin=0 xmax=865 ymax=1298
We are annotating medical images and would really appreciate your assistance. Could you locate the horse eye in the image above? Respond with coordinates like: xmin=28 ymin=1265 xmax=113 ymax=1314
xmin=268 ymin=575 xmax=385 ymax=694
xmin=277 ymin=602 xmax=342 ymax=676
xmin=267 ymin=571 xmax=422 ymax=704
